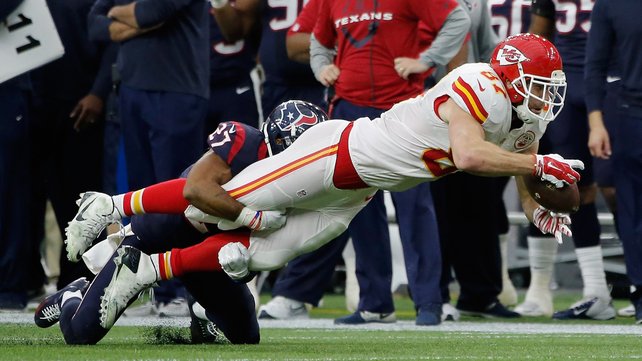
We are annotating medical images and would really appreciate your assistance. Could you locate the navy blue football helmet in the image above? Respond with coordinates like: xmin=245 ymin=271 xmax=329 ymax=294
xmin=262 ymin=100 xmax=329 ymax=156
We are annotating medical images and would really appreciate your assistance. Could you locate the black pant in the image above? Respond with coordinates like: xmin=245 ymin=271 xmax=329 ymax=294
xmin=432 ymin=173 xmax=507 ymax=310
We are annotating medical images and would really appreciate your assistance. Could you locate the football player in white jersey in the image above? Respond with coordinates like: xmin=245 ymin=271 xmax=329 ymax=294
xmin=93 ymin=33 xmax=584 ymax=328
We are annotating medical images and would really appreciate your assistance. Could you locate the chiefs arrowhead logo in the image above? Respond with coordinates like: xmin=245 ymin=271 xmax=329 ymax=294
xmin=496 ymin=45 xmax=529 ymax=66
xmin=514 ymin=130 xmax=535 ymax=149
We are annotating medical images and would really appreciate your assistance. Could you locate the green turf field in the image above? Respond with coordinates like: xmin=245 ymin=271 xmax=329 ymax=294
xmin=1 ymin=293 xmax=640 ymax=361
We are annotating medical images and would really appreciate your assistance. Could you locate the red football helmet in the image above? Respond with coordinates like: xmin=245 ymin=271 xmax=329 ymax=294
xmin=490 ymin=33 xmax=566 ymax=128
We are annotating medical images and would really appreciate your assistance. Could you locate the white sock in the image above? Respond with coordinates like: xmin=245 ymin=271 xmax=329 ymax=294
xmin=192 ymin=301 xmax=209 ymax=320
xmin=61 ymin=290 xmax=83 ymax=307
xmin=575 ymin=245 xmax=610 ymax=300
xmin=524 ymin=236 xmax=558 ymax=303
xmin=498 ymin=233 xmax=517 ymax=306
xmin=112 ymin=194 xmax=127 ymax=218
xmin=151 ymin=251 xmax=171 ymax=281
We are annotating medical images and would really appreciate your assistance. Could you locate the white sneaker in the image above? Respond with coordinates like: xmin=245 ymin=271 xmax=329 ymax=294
xmin=99 ymin=246 xmax=159 ymax=328
xmin=441 ymin=303 xmax=460 ymax=322
xmin=257 ymin=296 xmax=309 ymax=319
xmin=618 ymin=304 xmax=635 ymax=317
xmin=158 ymin=298 xmax=190 ymax=317
xmin=65 ymin=192 xmax=120 ymax=262
xmin=514 ymin=300 xmax=552 ymax=317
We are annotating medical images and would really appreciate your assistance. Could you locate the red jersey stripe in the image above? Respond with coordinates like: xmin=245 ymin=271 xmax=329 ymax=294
xmin=228 ymin=145 xmax=339 ymax=199
xmin=452 ymin=77 xmax=488 ymax=124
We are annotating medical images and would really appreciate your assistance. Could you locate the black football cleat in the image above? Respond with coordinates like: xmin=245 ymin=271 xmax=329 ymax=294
xmin=34 ymin=277 xmax=90 ymax=328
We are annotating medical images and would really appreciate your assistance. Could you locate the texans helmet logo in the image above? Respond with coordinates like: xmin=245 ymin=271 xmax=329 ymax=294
xmin=496 ymin=45 xmax=529 ymax=66
xmin=275 ymin=103 xmax=320 ymax=131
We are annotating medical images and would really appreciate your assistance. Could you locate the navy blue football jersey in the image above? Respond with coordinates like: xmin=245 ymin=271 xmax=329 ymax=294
xmin=209 ymin=15 xmax=258 ymax=85
xmin=258 ymin=0 xmax=317 ymax=84
xmin=531 ymin=0 xmax=592 ymax=71
xmin=489 ymin=0 xmax=532 ymax=40
xmin=207 ymin=121 xmax=268 ymax=175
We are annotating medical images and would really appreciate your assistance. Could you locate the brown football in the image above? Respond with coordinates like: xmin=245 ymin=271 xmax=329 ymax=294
xmin=523 ymin=174 xmax=580 ymax=213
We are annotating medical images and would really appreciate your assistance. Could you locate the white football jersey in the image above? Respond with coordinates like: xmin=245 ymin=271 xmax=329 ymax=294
xmin=348 ymin=63 xmax=545 ymax=191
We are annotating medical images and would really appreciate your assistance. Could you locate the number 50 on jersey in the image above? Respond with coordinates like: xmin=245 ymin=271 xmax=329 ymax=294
xmin=0 ymin=0 xmax=64 ymax=84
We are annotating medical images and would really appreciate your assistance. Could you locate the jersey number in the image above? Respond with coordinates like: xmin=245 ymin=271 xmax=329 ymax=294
xmin=209 ymin=123 xmax=234 ymax=147
xmin=422 ymin=149 xmax=457 ymax=178
xmin=488 ymin=0 xmax=532 ymax=40
xmin=553 ymin=0 xmax=594 ymax=34
xmin=268 ymin=0 xmax=309 ymax=31
xmin=481 ymin=71 xmax=507 ymax=98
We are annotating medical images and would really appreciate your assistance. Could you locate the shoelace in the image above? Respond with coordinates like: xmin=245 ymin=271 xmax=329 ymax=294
xmin=99 ymin=254 xmax=144 ymax=326
xmin=39 ymin=303 xmax=61 ymax=321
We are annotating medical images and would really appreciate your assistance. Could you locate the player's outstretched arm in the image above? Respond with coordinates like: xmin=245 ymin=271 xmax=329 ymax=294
xmin=184 ymin=151 xmax=287 ymax=231
xmin=444 ymin=99 xmax=583 ymax=186
xmin=444 ymin=99 xmax=536 ymax=176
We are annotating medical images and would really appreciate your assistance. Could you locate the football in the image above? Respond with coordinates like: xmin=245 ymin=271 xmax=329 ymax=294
xmin=523 ymin=174 xmax=580 ymax=213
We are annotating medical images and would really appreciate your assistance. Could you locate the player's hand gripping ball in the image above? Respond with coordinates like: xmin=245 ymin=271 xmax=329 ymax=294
xmin=524 ymin=174 xmax=580 ymax=213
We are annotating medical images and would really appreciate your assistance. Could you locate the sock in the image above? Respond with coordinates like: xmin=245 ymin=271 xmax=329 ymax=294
xmin=61 ymin=290 xmax=83 ymax=307
xmin=113 ymin=179 xmax=189 ymax=217
xmin=192 ymin=301 xmax=209 ymax=320
xmin=498 ymin=233 xmax=517 ymax=306
xmin=575 ymin=245 xmax=610 ymax=299
xmin=151 ymin=251 xmax=175 ymax=281
xmin=524 ymin=236 xmax=558 ymax=305
xmin=170 ymin=232 xmax=251 ymax=276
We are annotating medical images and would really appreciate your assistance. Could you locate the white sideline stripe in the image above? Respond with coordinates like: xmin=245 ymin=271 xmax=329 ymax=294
xmin=2 ymin=313 xmax=641 ymax=335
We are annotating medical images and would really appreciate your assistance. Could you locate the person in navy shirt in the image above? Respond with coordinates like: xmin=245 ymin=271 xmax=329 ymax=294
xmin=0 ymin=0 xmax=40 ymax=310
xmin=585 ymin=0 xmax=642 ymax=324
xmin=86 ymin=0 xmax=210 ymax=310
xmin=87 ymin=0 xmax=210 ymax=190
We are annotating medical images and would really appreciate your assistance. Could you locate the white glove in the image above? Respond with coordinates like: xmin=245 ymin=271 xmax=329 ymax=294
xmin=218 ymin=207 xmax=287 ymax=231
xmin=209 ymin=0 xmax=229 ymax=9
xmin=184 ymin=205 xmax=224 ymax=224
xmin=532 ymin=206 xmax=572 ymax=244
xmin=533 ymin=154 xmax=584 ymax=188
xmin=218 ymin=242 xmax=250 ymax=281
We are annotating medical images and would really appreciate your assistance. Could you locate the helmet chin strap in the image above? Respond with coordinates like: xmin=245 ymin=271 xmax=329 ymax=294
xmin=513 ymin=100 xmax=550 ymax=133
xmin=513 ymin=102 xmax=532 ymax=124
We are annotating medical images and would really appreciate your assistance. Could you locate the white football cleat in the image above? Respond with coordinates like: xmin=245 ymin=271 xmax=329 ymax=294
xmin=65 ymin=192 xmax=120 ymax=262
xmin=258 ymin=296 xmax=309 ymax=320
xmin=99 ymin=246 xmax=159 ymax=329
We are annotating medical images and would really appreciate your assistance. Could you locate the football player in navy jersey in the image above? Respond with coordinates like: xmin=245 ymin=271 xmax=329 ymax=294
xmin=513 ymin=0 xmax=616 ymax=320
xmin=585 ymin=0 xmax=642 ymax=323
xmin=34 ymin=101 xmax=327 ymax=345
